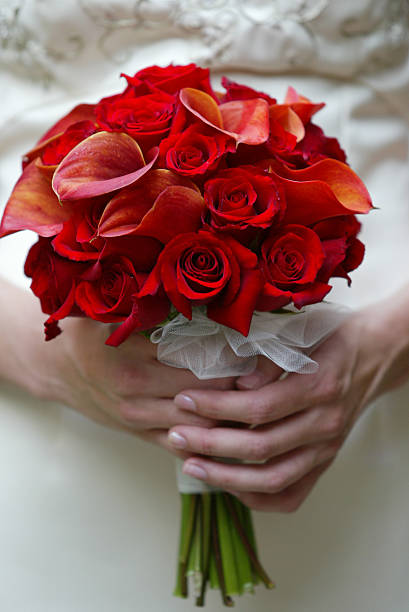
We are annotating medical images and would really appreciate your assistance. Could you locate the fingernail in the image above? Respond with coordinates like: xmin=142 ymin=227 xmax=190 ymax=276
xmin=168 ymin=431 xmax=187 ymax=449
xmin=174 ymin=393 xmax=197 ymax=412
xmin=183 ymin=461 xmax=207 ymax=480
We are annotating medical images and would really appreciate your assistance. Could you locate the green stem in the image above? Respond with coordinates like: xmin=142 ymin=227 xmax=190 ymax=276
xmin=196 ymin=494 xmax=211 ymax=607
xmin=211 ymin=496 xmax=234 ymax=607
xmin=223 ymin=494 xmax=275 ymax=590
xmin=174 ymin=494 xmax=199 ymax=598
xmin=228 ymin=497 xmax=254 ymax=594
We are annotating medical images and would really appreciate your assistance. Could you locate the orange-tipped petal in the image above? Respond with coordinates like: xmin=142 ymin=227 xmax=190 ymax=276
xmin=132 ymin=186 xmax=205 ymax=243
xmin=269 ymin=105 xmax=305 ymax=143
xmin=98 ymin=169 xmax=199 ymax=238
xmin=277 ymin=159 xmax=373 ymax=225
xmin=179 ymin=87 xmax=223 ymax=129
xmin=52 ymin=132 xmax=158 ymax=201
xmin=0 ymin=161 xmax=69 ymax=237
xmin=283 ymin=87 xmax=325 ymax=124
xmin=180 ymin=87 xmax=269 ymax=145
xmin=219 ymin=98 xmax=270 ymax=145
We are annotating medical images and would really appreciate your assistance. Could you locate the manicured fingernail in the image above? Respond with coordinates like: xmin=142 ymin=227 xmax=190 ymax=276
xmin=183 ymin=462 xmax=207 ymax=480
xmin=174 ymin=393 xmax=197 ymax=412
xmin=168 ymin=431 xmax=187 ymax=449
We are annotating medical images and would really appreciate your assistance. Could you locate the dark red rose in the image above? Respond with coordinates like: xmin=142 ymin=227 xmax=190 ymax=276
xmin=203 ymin=166 xmax=286 ymax=240
xmin=125 ymin=64 xmax=215 ymax=96
xmin=258 ymin=225 xmax=331 ymax=310
xmin=53 ymin=196 xmax=163 ymax=271
xmin=278 ymin=123 xmax=347 ymax=169
xmin=220 ymin=77 xmax=276 ymax=104
xmin=75 ymin=256 xmax=170 ymax=345
xmin=313 ymin=216 xmax=364 ymax=285
xmin=139 ymin=230 xmax=263 ymax=336
xmin=40 ymin=121 xmax=97 ymax=167
xmin=24 ymin=237 xmax=86 ymax=340
xmin=159 ymin=125 xmax=235 ymax=178
xmin=95 ymin=91 xmax=175 ymax=152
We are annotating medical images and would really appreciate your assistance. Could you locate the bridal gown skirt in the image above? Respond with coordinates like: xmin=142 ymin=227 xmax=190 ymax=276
xmin=0 ymin=1 xmax=408 ymax=610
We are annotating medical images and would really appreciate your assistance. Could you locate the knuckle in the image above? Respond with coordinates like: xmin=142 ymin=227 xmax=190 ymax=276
xmin=249 ymin=436 xmax=271 ymax=462
xmin=247 ymin=396 xmax=271 ymax=425
xmin=321 ymin=406 xmax=346 ymax=437
xmin=117 ymin=400 xmax=143 ymax=425
xmin=113 ymin=366 xmax=147 ymax=399
xmin=317 ymin=374 xmax=343 ymax=404
xmin=265 ymin=469 xmax=287 ymax=494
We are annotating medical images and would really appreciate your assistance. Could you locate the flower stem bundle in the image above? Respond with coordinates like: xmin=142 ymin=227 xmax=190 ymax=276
xmin=174 ymin=492 xmax=274 ymax=606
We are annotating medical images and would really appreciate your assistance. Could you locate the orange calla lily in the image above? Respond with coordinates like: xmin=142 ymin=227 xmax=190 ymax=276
xmin=0 ymin=161 xmax=69 ymax=237
xmin=52 ymin=132 xmax=158 ymax=202
xmin=179 ymin=87 xmax=270 ymax=145
xmin=98 ymin=169 xmax=204 ymax=242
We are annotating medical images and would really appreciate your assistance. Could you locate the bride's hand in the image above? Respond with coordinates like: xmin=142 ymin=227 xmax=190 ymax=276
xmin=169 ymin=293 xmax=409 ymax=511
xmin=0 ymin=279 xmax=234 ymax=453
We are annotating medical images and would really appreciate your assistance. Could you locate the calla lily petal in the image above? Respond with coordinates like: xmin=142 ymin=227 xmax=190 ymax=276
xmin=52 ymin=132 xmax=158 ymax=201
xmin=180 ymin=87 xmax=269 ymax=145
xmin=275 ymin=159 xmax=373 ymax=225
xmin=0 ymin=161 xmax=69 ymax=237
xmin=269 ymin=105 xmax=305 ymax=143
xmin=98 ymin=172 xmax=204 ymax=242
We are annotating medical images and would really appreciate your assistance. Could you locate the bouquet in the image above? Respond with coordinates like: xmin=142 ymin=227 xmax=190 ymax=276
xmin=0 ymin=63 xmax=373 ymax=606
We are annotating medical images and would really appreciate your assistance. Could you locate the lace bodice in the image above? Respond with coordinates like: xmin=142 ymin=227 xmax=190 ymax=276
xmin=0 ymin=0 xmax=408 ymax=88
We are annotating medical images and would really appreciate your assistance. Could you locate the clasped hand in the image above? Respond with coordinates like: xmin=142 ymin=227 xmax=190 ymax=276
xmin=167 ymin=309 xmax=402 ymax=512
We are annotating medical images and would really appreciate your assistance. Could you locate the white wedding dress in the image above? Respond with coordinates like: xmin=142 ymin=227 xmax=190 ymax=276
xmin=0 ymin=1 xmax=408 ymax=610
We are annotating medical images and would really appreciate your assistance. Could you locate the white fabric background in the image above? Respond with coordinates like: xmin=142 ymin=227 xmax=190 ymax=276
xmin=0 ymin=1 xmax=408 ymax=610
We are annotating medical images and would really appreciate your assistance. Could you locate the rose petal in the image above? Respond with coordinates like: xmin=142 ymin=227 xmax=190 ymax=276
xmin=180 ymin=88 xmax=269 ymax=145
xmin=52 ymin=132 xmax=158 ymax=201
xmin=208 ymin=267 xmax=263 ymax=336
xmin=37 ymin=104 xmax=96 ymax=144
xmin=0 ymin=161 xmax=69 ymax=237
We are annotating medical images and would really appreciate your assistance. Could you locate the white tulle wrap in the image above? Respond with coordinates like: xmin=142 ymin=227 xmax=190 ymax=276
xmin=150 ymin=303 xmax=351 ymax=494
xmin=151 ymin=303 xmax=350 ymax=380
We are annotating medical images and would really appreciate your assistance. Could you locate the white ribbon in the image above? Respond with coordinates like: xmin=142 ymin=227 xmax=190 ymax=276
xmin=151 ymin=302 xmax=350 ymax=380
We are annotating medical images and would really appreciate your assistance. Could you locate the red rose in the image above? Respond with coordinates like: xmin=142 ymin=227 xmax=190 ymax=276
xmin=139 ymin=230 xmax=263 ymax=336
xmin=203 ymin=166 xmax=286 ymax=240
xmin=95 ymin=91 xmax=175 ymax=152
xmin=75 ymin=256 xmax=170 ymax=345
xmin=52 ymin=196 xmax=163 ymax=272
xmin=126 ymin=63 xmax=215 ymax=96
xmin=258 ymin=225 xmax=331 ymax=310
xmin=40 ymin=120 xmax=97 ymax=167
xmin=313 ymin=216 xmax=364 ymax=285
xmin=24 ymin=237 xmax=86 ymax=340
xmin=277 ymin=123 xmax=347 ymax=169
xmin=220 ymin=77 xmax=276 ymax=104
xmin=159 ymin=125 xmax=235 ymax=178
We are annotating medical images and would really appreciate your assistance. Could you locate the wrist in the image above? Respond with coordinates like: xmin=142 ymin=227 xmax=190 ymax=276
xmin=0 ymin=279 xmax=68 ymax=402
xmin=359 ymin=284 xmax=409 ymax=400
